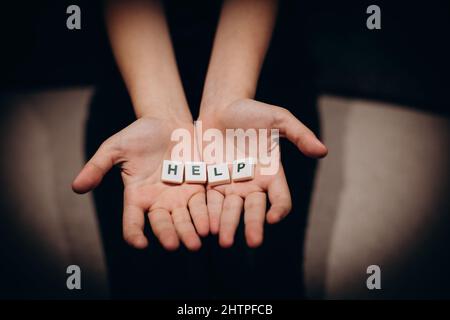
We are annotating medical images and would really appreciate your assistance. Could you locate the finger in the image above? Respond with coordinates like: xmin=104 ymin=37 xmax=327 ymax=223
xmin=123 ymin=204 xmax=148 ymax=249
xmin=219 ymin=194 xmax=243 ymax=248
xmin=72 ymin=140 xmax=117 ymax=194
xmin=188 ymin=192 xmax=209 ymax=237
xmin=207 ymin=189 xmax=224 ymax=235
xmin=244 ymin=192 xmax=266 ymax=248
xmin=172 ymin=207 xmax=202 ymax=251
xmin=148 ymin=208 xmax=179 ymax=251
xmin=266 ymin=168 xmax=292 ymax=224
xmin=274 ymin=107 xmax=328 ymax=158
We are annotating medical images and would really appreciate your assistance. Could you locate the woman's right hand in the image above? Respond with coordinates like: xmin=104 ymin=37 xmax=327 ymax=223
xmin=72 ymin=117 xmax=209 ymax=251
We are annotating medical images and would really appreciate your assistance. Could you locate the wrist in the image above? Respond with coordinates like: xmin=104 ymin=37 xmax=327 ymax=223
xmin=199 ymin=90 xmax=254 ymax=121
xmin=134 ymin=101 xmax=193 ymax=123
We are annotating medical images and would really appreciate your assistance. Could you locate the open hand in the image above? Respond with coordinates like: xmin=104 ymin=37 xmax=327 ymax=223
xmin=199 ymin=99 xmax=327 ymax=248
xmin=72 ymin=117 xmax=209 ymax=251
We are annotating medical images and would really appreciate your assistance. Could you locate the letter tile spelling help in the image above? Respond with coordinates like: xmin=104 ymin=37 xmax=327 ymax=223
xmin=162 ymin=159 xmax=256 ymax=185
xmin=185 ymin=162 xmax=207 ymax=183
xmin=232 ymin=158 xmax=255 ymax=182
xmin=161 ymin=160 xmax=184 ymax=184
xmin=207 ymin=163 xmax=231 ymax=186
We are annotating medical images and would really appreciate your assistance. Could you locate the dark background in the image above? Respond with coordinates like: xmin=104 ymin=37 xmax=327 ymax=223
xmin=0 ymin=0 xmax=449 ymax=115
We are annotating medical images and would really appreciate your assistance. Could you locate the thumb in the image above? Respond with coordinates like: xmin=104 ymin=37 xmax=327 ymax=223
xmin=72 ymin=140 xmax=117 ymax=194
xmin=273 ymin=106 xmax=328 ymax=158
